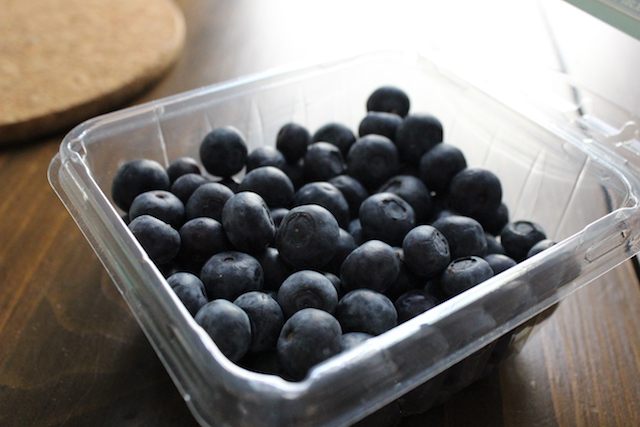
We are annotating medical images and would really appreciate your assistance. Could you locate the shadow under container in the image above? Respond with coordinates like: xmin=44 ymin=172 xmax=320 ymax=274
xmin=48 ymin=51 xmax=640 ymax=426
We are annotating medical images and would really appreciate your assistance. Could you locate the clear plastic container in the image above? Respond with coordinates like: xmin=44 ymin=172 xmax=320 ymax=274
xmin=48 ymin=50 xmax=640 ymax=426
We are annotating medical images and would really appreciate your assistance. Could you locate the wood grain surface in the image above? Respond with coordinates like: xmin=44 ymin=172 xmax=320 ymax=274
xmin=1 ymin=1 xmax=640 ymax=426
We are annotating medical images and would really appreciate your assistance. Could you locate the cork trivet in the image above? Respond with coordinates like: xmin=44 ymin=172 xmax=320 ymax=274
xmin=0 ymin=0 xmax=186 ymax=145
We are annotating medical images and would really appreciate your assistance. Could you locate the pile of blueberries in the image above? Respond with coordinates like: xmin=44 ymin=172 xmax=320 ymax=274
xmin=111 ymin=86 xmax=555 ymax=386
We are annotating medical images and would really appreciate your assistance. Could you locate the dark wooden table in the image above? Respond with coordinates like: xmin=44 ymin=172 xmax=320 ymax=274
xmin=2 ymin=1 xmax=640 ymax=425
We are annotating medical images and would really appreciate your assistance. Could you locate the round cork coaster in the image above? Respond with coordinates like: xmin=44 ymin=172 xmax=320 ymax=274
xmin=0 ymin=0 xmax=186 ymax=145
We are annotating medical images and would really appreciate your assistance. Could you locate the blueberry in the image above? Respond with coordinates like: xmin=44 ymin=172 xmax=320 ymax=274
xmin=440 ymin=256 xmax=494 ymax=298
xmin=222 ymin=191 xmax=276 ymax=253
xmin=167 ymin=272 xmax=208 ymax=316
xmin=111 ymin=159 xmax=170 ymax=212
xmin=335 ymin=289 xmax=397 ymax=335
xmin=238 ymin=166 xmax=295 ymax=209
xmin=293 ymin=181 xmax=350 ymax=229
xmin=177 ymin=217 xmax=231 ymax=272
xmin=312 ymin=122 xmax=356 ymax=157
xmin=339 ymin=331 xmax=372 ymax=352
xmin=348 ymin=218 xmax=365 ymax=246
xmin=252 ymin=247 xmax=294 ymax=292
xmin=485 ymin=232 xmax=506 ymax=255
xmin=324 ymin=228 xmax=358 ymax=276
xmin=395 ymin=114 xmax=443 ymax=165
xmin=484 ymin=253 xmax=517 ymax=275
xmin=418 ymin=143 xmax=466 ymax=196
xmin=303 ymin=142 xmax=346 ymax=183
xmin=359 ymin=192 xmax=415 ymax=247
xmin=475 ymin=202 xmax=509 ymax=237
xmin=323 ymin=272 xmax=344 ymax=299
xmin=401 ymin=225 xmax=451 ymax=279
xmin=275 ymin=204 xmax=340 ymax=270
xmin=246 ymin=146 xmax=287 ymax=172
xmin=195 ymin=299 xmax=251 ymax=362
xmin=234 ymin=291 xmax=285 ymax=353
xmin=432 ymin=215 xmax=487 ymax=259
xmin=199 ymin=126 xmax=248 ymax=177
xmin=129 ymin=190 xmax=185 ymax=229
xmin=328 ymin=174 xmax=369 ymax=220
xmin=270 ymin=207 xmax=289 ymax=228
xmin=384 ymin=249 xmax=425 ymax=302
xmin=128 ymin=214 xmax=180 ymax=265
xmin=277 ymin=270 xmax=339 ymax=318
xmin=280 ymin=160 xmax=306 ymax=191
xmin=527 ymin=239 xmax=556 ymax=258
xmin=185 ymin=182 xmax=235 ymax=222
xmin=346 ymin=134 xmax=400 ymax=191
xmin=358 ymin=111 xmax=403 ymax=141
xmin=340 ymin=239 xmax=400 ymax=294
xmin=277 ymin=308 xmax=342 ymax=380
xmin=500 ymin=220 xmax=547 ymax=262
xmin=276 ymin=122 xmax=311 ymax=163
xmin=448 ymin=168 xmax=503 ymax=220
xmin=171 ymin=173 xmax=211 ymax=205
xmin=394 ymin=289 xmax=439 ymax=323
xmin=366 ymin=86 xmax=410 ymax=118
xmin=166 ymin=157 xmax=201 ymax=183
xmin=377 ymin=174 xmax=432 ymax=222
xmin=200 ymin=251 xmax=264 ymax=300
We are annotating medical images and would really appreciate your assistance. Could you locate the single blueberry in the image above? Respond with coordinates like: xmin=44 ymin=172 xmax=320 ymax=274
xmin=484 ymin=253 xmax=517 ymax=275
xmin=167 ymin=272 xmax=208 ymax=316
xmin=275 ymin=204 xmax=340 ymax=270
xmin=128 ymin=214 xmax=180 ymax=265
xmin=277 ymin=308 xmax=342 ymax=380
xmin=238 ymin=166 xmax=295 ymax=209
xmin=276 ymin=122 xmax=311 ymax=163
xmin=323 ymin=228 xmax=358 ymax=276
xmin=195 ymin=299 xmax=252 ymax=362
xmin=340 ymin=331 xmax=373 ymax=352
xmin=358 ymin=111 xmax=403 ymax=141
xmin=432 ymin=215 xmax=488 ymax=259
xmin=359 ymin=192 xmax=415 ymax=247
xmin=222 ymin=191 xmax=276 ymax=253
xmin=475 ymin=202 xmax=510 ymax=237
xmin=251 ymin=247 xmax=294 ymax=292
xmin=402 ymin=225 xmax=451 ymax=279
xmin=500 ymin=220 xmax=547 ymax=262
xmin=346 ymin=134 xmax=400 ymax=191
xmin=185 ymin=182 xmax=235 ymax=222
xmin=303 ymin=142 xmax=346 ymax=183
xmin=171 ymin=173 xmax=211 ymax=205
xmin=246 ymin=146 xmax=287 ymax=172
xmin=270 ymin=207 xmax=289 ymax=228
xmin=129 ymin=190 xmax=185 ymax=229
xmin=527 ymin=239 xmax=556 ymax=258
xmin=311 ymin=122 xmax=356 ymax=158
xmin=340 ymin=239 xmax=400 ymax=294
xmin=234 ymin=291 xmax=285 ymax=353
xmin=440 ymin=256 xmax=494 ymax=298
xmin=166 ymin=157 xmax=201 ymax=183
xmin=378 ymin=174 xmax=432 ymax=223
xmin=366 ymin=86 xmax=410 ymax=118
xmin=328 ymin=174 xmax=369 ymax=220
xmin=448 ymin=168 xmax=503 ymax=220
xmin=200 ymin=251 xmax=264 ymax=300
xmin=293 ymin=181 xmax=350 ymax=229
xmin=111 ymin=159 xmax=170 ymax=212
xmin=394 ymin=289 xmax=439 ymax=324
xmin=335 ymin=289 xmax=397 ymax=335
xmin=418 ymin=143 xmax=466 ymax=196
xmin=199 ymin=126 xmax=248 ymax=177
xmin=277 ymin=270 xmax=339 ymax=318
xmin=395 ymin=114 xmax=443 ymax=165
xmin=177 ymin=217 xmax=231 ymax=273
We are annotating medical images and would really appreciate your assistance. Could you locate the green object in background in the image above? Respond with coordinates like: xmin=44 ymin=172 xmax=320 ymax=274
xmin=565 ymin=0 xmax=640 ymax=40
